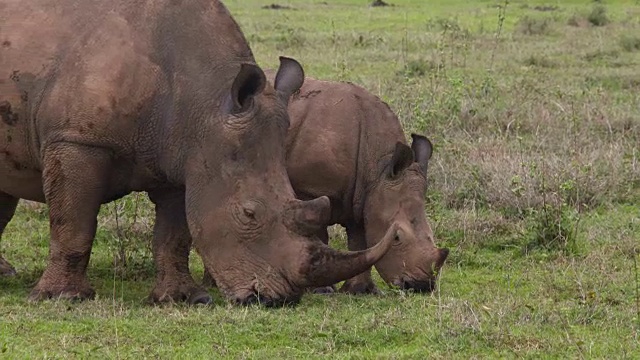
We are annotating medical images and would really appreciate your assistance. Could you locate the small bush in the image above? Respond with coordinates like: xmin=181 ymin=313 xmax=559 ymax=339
xmin=620 ymin=36 xmax=640 ymax=52
xmin=516 ymin=16 xmax=551 ymax=35
xmin=534 ymin=5 xmax=559 ymax=12
xmin=426 ymin=17 xmax=462 ymax=32
xmin=568 ymin=14 xmax=586 ymax=27
xmin=370 ymin=0 xmax=391 ymax=7
xmin=583 ymin=49 xmax=620 ymax=62
xmin=425 ymin=17 xmax=472 ymax=40
xmin=261 ymin=4 xmax=291 ymax=10
xmin=270 ymin=24 xmax=307 ymax=50
xmin=523 ymin=55 xmax=555 ymax=68
xmin=526 ymin=203 xmax=580 ymax=255
xmin=585 ymin=75 xmax=640 ymax=91
xmin=587 ymin=5 xmax=609 ymax=26
xmin=353 ymin=33 xmax=385 ymax=48
xmin=399 ymin=59 xmax=441 ymax=78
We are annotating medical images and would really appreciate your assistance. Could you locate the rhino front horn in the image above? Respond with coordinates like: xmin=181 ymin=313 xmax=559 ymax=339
xmin=300 ymin=222 xmax=401 ymax=288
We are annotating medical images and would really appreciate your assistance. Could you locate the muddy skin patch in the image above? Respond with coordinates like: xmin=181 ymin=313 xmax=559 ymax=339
xmin=2 ymin=40 xmax=10 ymax=48
xmin=9 ymin=70 xmax=19 ymax=82
xmin=0 ymin=149 xmax=24 ymax=170
xmin=299 ymin=90 xmax=321 ymax=100
xmin=0 ymin=101 xmax=19 ymax=125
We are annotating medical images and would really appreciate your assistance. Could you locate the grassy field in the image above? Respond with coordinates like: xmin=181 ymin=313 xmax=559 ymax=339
xmin=2 ymin=0 xmax=640 ymax=358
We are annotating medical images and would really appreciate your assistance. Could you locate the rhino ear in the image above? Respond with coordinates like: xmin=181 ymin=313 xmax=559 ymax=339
xmin=388 ymin=142 xmax=414 ymax=179
xmin=274 ymin=56 xmax=304 ymax=102
xmin=410 ymin=134 xmax=433 ymax=174
xmin=230 ymin=63 xmax=267 ymax=114
xmin=436 ymin=248 xmax=449 ymax=269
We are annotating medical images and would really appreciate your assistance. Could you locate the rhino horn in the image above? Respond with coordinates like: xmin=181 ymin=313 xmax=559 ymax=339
xmin=299 ymin=222 xmax=401 ymax=288
xmin=285 ymin=196 xmax=331 ymax=236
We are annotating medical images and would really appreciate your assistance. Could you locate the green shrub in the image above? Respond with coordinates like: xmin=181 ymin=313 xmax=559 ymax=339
xmin=399 ymin=59 xmax=441 ymax=78
xmin=526 ymin=203 xmax=580 ymax=255
xmin=516 ymin=16 xmax=551 ymax=35
xmin=620 ymin=36 xmax=640 ymax=52
xmin=587 ymin=5 xmax=609 ymax=26
xmin=523 ymin=55 xmax=555 ymax=68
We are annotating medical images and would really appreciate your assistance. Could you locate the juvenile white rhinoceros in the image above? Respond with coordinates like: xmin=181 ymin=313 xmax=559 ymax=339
xmin=0 ymin=0 xmax=401 ymax=306
xmin=205 ymin=75 xmax=449 ymax=294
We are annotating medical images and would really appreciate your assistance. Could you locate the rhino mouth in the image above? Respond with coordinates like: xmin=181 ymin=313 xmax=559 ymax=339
xmin=234 ymin=292 xmax=301 ymax=307
xmin=392 ymin=275 xmax=437 ymax=293
xmin=229 ymin=273 xmax=303 ymax=308
xmin=207 ymin=220 xmax=401 ymax=307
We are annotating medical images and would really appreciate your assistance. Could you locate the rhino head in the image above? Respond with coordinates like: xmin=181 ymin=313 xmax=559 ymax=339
xmin=185 ymin=57 xmax=398 ymax=306
xmin=363 ymin=134 xmax=449 ymax=293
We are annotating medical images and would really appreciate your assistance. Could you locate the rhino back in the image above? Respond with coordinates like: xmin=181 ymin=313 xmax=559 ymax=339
xmin=0 ymin=0 xmax=254 ymax=197
xmin=284 ymin=78 xmax=406 ymax=223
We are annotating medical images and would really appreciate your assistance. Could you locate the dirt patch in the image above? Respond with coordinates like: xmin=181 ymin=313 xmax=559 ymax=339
xmin=262 ymin=4 xmax=291 ymax=10
xmin=370 ymin=0 xmax=392 ymax=7
xmin=534 ymin=5 xmax=559 ymax=12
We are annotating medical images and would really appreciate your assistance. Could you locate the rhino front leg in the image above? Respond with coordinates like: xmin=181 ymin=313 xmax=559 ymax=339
xmin=0 ymin=192 xmax=19 ymax=277
xmin=29 ymin=143 xmax=110 ymax=301
xmin=339 ymin=224 xmax=381 ymax=295
xmin=148 ymin=190 xmax=211 ymax=305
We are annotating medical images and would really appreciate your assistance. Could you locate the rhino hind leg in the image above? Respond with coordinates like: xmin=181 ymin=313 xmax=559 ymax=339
xmin=0 ymin=193 xmax=19 ymax=277
xmin=29 ymin=143 xmax=111 ymax=302
xmin=338 ymin=224 xmax=381 ymax=295
xmin=202 ymin=269 xmax=217 ymax=288
xmin=148 ymin=190 xmax=212 ymax=305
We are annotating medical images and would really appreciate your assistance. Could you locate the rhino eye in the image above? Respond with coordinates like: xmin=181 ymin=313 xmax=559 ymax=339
xmin=239 ymin=201 xmax=264 ymax=223
xmin=410 ymin=218 xmax=417 ymax=226
xmin=243 ymin=208 xmax=255 ymax=219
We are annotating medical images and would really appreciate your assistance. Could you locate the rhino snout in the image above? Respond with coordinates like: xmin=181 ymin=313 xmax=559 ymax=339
xmin=392 ymin=276 xmax=437 ymax=293
xmin=234 ymin=292 xmax=301 ymax=308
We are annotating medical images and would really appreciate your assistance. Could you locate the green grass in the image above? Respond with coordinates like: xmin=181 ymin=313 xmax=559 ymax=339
xmin=2 ymin=0 xmax=640 ymax=358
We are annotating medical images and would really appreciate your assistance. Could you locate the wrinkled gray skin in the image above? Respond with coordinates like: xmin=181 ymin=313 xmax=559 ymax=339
xmin=204 ymin=75 xmax=449 ymax=295
xmin=0 ymin=0 xmax=400 ymax=306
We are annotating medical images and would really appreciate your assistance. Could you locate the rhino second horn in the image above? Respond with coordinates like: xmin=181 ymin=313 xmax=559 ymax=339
xmin=285 ymin=196 xmax=331 ymax=236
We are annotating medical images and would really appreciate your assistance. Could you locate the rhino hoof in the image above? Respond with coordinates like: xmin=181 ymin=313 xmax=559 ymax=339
xmin=310 ymin=285 xmax=336 ymax=295
xmin=339 ymin=281 xmax=381 ymax=295
xmin=150 ymin=285 xmax=212 ymax=306
xmin=0 ymin=257 xmax=16 ymax=277
xmin=189 ymin=291 xmax=213 ymax=305
xmin=28 ymin=285 xmax=96 ymax=302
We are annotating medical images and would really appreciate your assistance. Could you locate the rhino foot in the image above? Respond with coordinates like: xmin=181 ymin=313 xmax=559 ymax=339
xmin=339 ymin=279 xmax=381 ymax=295
xmin=0 ymin=256 xmax=17 ymax=277
xmin=28 ymin=277 xmax=96 ymax=302
xmin=150 ymin=283 xmax=212 ymax=305
xmin=310 ymin=285 xmax=336 ymax=295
